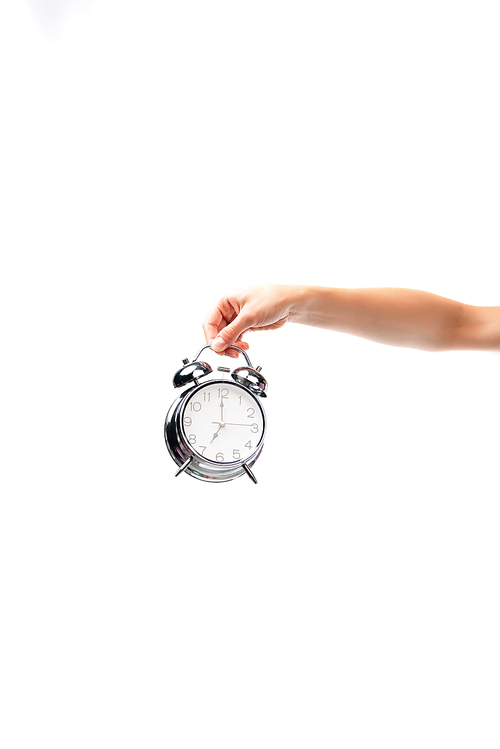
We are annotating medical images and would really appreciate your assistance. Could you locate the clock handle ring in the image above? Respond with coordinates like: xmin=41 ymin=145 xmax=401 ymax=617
xmin=192 ymin=344 xmax=254 ymax=369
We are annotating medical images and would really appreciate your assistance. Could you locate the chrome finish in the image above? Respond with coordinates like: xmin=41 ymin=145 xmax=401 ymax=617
xmin=193 ymin=344 xmax=254 ymax=368
xmin=164 ymin=378 xmax=266 ymax=484
xmin=173 ymin=360 xmax=212 ymax=388
xmin=165 ymin=343 xmax=269 ymax=483
xmin=231 ymin=366 xmax=268 ymax=398
xmin=243 ymin=463 xmax=258 ymax=484
xmin=175 ymin=456 xmax=193 ymax=477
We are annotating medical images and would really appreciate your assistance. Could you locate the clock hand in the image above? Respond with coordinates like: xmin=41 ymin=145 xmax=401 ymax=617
xmin=211 ymin=420 xmax=251 ymax=428
xmin=210 ymin=423 xmax=225 ymax=443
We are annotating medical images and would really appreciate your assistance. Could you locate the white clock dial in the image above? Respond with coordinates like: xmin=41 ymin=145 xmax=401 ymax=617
xmin=181 ymin=381 xmax=264 ymax=464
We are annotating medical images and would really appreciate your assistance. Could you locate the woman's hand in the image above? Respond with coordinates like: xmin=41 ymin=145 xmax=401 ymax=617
xmin=203 ymin=283 xmax=500 ymax=355
xmin=203 ymin=284 xmax=297 ymax=357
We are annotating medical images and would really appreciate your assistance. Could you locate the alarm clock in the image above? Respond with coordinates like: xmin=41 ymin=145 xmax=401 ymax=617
xmin=164 ymin=344 xmax=268 ymax=483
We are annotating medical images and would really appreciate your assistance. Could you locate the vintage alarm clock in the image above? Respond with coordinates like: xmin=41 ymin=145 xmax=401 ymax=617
xmin=164 ymin=344 xmax=268 ymax=483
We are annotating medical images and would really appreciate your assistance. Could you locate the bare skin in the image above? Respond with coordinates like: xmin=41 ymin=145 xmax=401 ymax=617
xmin=203 ymin=284 xmax=500 ymax=356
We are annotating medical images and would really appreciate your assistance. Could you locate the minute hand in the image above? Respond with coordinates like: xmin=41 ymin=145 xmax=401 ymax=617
xmin=223 ymin=422 xmax=254 ymax=427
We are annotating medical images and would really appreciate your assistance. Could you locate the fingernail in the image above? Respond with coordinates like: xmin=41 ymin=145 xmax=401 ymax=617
xmin=211 ymin=336 xmax=225 ymax=351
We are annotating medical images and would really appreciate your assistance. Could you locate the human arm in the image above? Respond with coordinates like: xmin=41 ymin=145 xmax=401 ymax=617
xmin=203 ymin=284 xmax=500 ymax=354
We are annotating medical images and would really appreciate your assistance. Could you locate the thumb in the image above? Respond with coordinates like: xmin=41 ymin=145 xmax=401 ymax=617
xmin=211 ymin=314 xmax=250 ymax=352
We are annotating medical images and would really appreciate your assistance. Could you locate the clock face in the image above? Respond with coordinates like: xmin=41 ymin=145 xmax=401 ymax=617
xmin=180 ymin=381 xmax=265 ymax=464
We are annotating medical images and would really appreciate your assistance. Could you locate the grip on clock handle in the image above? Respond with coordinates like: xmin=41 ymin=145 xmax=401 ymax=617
xmin=192 ymin=344 xmax=254 ymax=369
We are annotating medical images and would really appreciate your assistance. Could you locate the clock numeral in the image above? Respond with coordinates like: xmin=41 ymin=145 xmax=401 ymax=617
xmin=233 ymin=449 xmax=240 ymax=460
xmin=247 ymin=407 xmax=255 ymax=419
xmin=215 ymin=452 xmax=224 ymax=462
xmin=188 ymin=434 xmax=196 ymax=445
xmin=184 ymin=416 xmax=192 ymax=427
xmin=245 ymin=441 xmax=253 ymax=450
xmin=251 ymin=423 xmax=259 ymax=433
xmin=203 ymin=392 xmax=211 ymax=402
xmin=217 ymin=387 xmax=229 ymax=399
xmin=199 ymin=446 xmax=206 ymax=455
xmin=190 ymin=401 xmax=202 ymax=412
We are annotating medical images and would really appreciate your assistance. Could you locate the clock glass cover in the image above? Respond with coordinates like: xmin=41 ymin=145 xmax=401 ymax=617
xmin=180 ymin=381 xmax=264 ymax=464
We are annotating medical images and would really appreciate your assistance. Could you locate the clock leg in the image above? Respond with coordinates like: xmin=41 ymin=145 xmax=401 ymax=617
xmin=174 ymin=456 xmax=193 ymax=477
xmin=243 ymin=463 xmax=258 ymax=484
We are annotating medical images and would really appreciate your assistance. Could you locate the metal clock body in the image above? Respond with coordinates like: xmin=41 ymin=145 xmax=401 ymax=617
xmin=164 ymin=345 xmax=268 ymax=483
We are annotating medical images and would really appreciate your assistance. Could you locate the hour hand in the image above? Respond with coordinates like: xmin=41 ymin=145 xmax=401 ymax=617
xmin=210 ymin=423 xmax=223 ymax=443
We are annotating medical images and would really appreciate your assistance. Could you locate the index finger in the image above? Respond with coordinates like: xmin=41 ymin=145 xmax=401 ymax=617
xmin=203 ymin=303 xmax=225 ymax=345
xmin=202 ymin=298 xmax=250 ymax=357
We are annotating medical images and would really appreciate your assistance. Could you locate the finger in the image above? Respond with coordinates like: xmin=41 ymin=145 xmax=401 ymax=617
xmin=223 ymin=339 xmax=250 ymax=358
xmin=203 ymin=304 xmax=225 ymax=345
xmin=203 ymin=298 xmax=240 ymax=345
xmin=211 ymin=313 xmax=253 ymax=352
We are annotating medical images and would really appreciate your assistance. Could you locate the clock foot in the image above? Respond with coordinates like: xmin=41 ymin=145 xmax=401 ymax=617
xmin=175 ymin=456 xmax=193 ymax=477
xmin=243 ymin=463 xmax=258 ymax=484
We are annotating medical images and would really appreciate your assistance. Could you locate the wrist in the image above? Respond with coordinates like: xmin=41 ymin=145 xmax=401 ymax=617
xmin=287 ymin=285 xmax=312 ymax=323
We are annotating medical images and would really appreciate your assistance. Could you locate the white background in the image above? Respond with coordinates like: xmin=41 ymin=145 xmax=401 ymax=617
xmin=1 ymin=2 xmax=499 ymax=747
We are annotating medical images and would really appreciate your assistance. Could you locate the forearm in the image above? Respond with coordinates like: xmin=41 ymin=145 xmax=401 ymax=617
xmin=288 ymin=286 xmax=467 ymax=352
